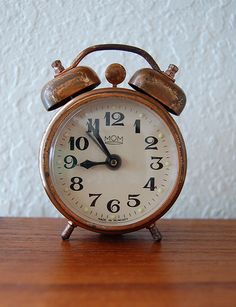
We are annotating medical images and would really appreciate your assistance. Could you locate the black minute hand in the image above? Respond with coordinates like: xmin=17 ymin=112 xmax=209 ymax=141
xmin=87 ymin=123 xmax=112 ymax=159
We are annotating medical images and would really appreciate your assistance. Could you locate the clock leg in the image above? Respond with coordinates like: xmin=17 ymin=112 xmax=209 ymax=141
xmin=147 ymin=223 xmax=162 ymax=242
xmin=61 ymin=221 xmax=76 ymax=240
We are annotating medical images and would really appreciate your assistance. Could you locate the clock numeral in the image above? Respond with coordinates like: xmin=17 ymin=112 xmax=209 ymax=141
xmin=127 ymin=194 xmax=141 ymax=207
xmin=145 ymin=136 xmax=158 ymax=150
xmin=70 ymin=177 xmax=83 ymax=191
xmin=89 ymin=193 xmax=102 ymax=207
xmin=104 ymin=112 xmax=124 ymax=126
xmin=150 ymin=157 xmax=163 ymax=170
xmin=107 ymin=199 xmax=120 ymax=213
xmin=87 ymin=118 xmax=99 ymax=132
xmin=69 ymin=137 xmax=89 ymax=151
xmin=143 ymin=177 xmax=157 ymax=191
xmin=134 ymin=119 xmax=141 ymax=134
xmin=88 ymin=194 xmax=141 ymax=211
xmin=64 ymin=155 xmax=78 ymax=169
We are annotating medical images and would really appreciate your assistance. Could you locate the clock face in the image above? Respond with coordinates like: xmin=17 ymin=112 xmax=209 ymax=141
xmin=41 ymin=90 xmax=186 ymax=231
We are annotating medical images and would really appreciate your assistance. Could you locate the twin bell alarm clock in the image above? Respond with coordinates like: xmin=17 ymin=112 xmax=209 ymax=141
xmin=40 ymin=44 xmax=187 ymax=241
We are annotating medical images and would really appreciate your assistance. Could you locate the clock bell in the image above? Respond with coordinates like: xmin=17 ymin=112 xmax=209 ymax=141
xmin=41 ymin=44 xmax=186 ymax=115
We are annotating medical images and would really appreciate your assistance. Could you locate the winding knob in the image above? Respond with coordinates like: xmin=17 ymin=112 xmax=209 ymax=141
xmin=105 ymin=63 xmax=126 ymax=87
xmin=51 ymin=60 xmax=65 ymax=76
xmin=165 ymin=64 xmax=178 ymax=80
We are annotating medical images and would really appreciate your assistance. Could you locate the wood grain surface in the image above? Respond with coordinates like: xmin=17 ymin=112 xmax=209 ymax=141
xmin=0 ymin=218 xmax=235 ymax=307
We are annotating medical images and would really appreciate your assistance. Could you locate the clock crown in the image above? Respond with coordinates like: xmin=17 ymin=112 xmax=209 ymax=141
xmin=105 ymin=63 xmax=126 ymax=87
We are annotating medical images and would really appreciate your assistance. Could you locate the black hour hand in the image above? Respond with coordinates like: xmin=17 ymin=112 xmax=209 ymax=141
xmin=80 ymin=154 xmax=121 ymax=170
xmin=80 ymin=160 xmax=107 ymax=169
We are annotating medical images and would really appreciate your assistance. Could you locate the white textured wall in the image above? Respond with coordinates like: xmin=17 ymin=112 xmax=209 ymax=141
xmin=1 ymin=0 xmax=236 ymax=218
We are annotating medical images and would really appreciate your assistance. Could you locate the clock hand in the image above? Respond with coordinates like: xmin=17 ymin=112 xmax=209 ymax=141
xmin=80 ymin=159 xmax=107 ymax=169
xmin=80 ymin=155 xmax=122 ymax=170
xmin=86 ymin=131 xmax=106 ymax=154
xmin=86 ymin=122 xmax=122 ymax=169
xmin=87 ymin=123 xmax=112 ymax=159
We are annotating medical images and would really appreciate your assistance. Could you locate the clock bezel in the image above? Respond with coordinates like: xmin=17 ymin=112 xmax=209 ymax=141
xmin=40 ymin=88 xmax=187 ymax=234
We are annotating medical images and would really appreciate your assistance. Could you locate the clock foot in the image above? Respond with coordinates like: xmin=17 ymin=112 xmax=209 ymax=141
xmin=148 ymin=223 xmax=162 ymax=242
xmin=61 ymin=221 xmax=76 ymax=240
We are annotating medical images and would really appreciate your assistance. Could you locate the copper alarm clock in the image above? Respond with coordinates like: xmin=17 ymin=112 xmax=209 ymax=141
xmin=40 ymin=44 xmax=187 ymax=241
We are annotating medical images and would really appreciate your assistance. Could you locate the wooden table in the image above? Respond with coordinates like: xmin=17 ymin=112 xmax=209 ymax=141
xmin=0 ymin=218 xmax=235 ymax=307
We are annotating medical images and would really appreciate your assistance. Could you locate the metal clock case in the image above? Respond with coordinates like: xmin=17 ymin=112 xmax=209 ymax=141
xmin=40 ymin=44 xmax=187 ymax=241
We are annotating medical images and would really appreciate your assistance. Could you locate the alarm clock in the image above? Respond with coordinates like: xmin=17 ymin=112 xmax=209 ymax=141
xmin=40 ymin=44 xmax=187 ymax=241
